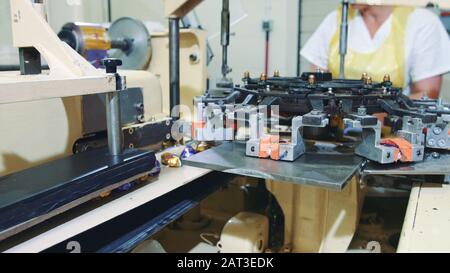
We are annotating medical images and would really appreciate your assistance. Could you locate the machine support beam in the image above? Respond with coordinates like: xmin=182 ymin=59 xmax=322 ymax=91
xmin=104 ymin=59 xmax=124 ymax=156
xmin=106 ymin=92 xmax=123 ymax=156
xmin=339 ymin=0 xmax=349 ymax=79
xmin=221 ymin=0 xmax=230 ymax=80
xmin=169 ymin=17 xmax=181 ymax=120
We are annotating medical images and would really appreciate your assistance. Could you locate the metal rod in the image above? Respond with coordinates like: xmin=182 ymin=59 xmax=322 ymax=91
xmin=339 ymin=0 xmax=350 ymax=79
xmin=265 ymin=30 xmax=270 ymax=76
xmin=221 ymin=0 xmax=230 ymax=79
xmin=297 ymin=0 xmax=303 ymax=77
xmin=107 ymin=0 xmax=112 ymax=22
xmin=106 ymin=91 xmax=123 ymax=156
xmin=169 ymin=17 xmax=181 ymax=120
xmin=0 ymin=64 xmax=49 ymax=71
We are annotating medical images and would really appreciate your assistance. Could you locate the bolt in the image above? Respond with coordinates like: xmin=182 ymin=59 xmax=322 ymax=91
xmin=135 ymin=102 xmax=144 ymax=110
xmin=166 ymin=133 xmax=171 ymax=140
xmin=260 ymin=73 xmax=267 ymax=81
xmin=433 ymin=127 xmax=443 ymax=135
xmin=308 ymin=74 xmax=316 ymax=85
xmin=432 ymin=152 xmax=441 ymax=159
xmin=428 ymin=139 xmax=436 ymax=146
xmin=438 ymin=139 xmax=446 ymax=148
xmin=189 ymin=53 xmax=198 ymax=62
xmin=103 ymin=58 xmax=122 ymax=74
xmin=361 ymin=72 xmax=368 ymax=80
xmin=358 ymin=106 xmax=367 ymax=116
xmin=137 ymin=114 xmax=145 ymax=123
xmin=166 ymin=119 xmax=171 ymax=126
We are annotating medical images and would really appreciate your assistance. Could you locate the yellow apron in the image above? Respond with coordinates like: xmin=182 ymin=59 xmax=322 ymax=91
xmin=328 ymin=7 xmax=414 ymax=88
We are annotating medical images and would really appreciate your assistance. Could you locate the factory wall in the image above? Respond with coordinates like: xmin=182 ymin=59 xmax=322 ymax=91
xmin=0 ymin=0 xmax=107 ymax=63
xmin=299 ymin=0 xmax=337 ymax=73
xmin=0 ymin=0 xmax=12 ymax=47
xmin=46 ymin=0 xmax=108 ymax=31
xmin=110 ymin=0 xmax=300 ymax=87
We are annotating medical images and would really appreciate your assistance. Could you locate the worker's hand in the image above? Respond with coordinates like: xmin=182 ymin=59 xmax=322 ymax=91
xmin=410 ymin=75 xmax=443 ymax=100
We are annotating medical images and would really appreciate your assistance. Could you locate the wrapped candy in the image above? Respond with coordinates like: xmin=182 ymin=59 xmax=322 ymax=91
xmin=161 ymin=153 xmax=182 ymax=168
xmin=196 ymin=142 xmax=211 ymax=153
xmin=149 ymin=160 xmax=161 ymax=176
xmin=119 ymin=183 xmax=133 ymax=191
xmin=181 ymin=145 xmax=197 ymax=159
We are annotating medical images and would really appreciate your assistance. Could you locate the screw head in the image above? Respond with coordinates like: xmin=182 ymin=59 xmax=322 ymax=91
xmin=428 ymin=139 xmax=436 ymax=146
xmin=260 ymin=73 xmax=267 ymax=81
xmin=358 ymin=106 xmax=367 ymax=116
xmin=103 ymin=58 xmax=123 ymax=74
xmin=308 ymin=74 xmax=316 ymax=85
xmin=433 ymin=127 xmax=443 ymax=135
xmin=432 ymin=152 xmax=441 ymax=159
xmin=189 ymin=53 xmax=198 ymax=62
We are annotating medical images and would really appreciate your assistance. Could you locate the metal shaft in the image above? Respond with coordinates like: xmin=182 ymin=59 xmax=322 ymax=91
xmin=106 ymin=91 xmax=123 ymax=156
xmin=221 ymin=0 xmax=230 ymax=79
xmin=339 ymin=0 xmax=349 ymax=79
xmin=169 ymin=17 xmax=180 ymax=120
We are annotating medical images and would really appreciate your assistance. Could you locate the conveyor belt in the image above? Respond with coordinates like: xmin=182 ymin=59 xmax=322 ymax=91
xmin=0 ymin=148 xmax=156 ymax=241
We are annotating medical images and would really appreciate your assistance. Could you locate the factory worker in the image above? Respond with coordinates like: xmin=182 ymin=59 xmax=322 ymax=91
xmin=300 ymin=4 xmax=450 ymax=99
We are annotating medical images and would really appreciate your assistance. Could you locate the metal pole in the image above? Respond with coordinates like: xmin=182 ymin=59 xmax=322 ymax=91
xmin=221 ymin=0 xmax=230 ymax=80
xmin=339 ymin=0 xmax=349 ymax=79
xmin=104 ymin=59 xmax=123 ymax=156
xmin=106 ymin=92 xmax=123 ymax=155
xmin=169 ymin=17 xmax=180 ymax=120
xmin=296 ymin=0 xmax=303 ymax=77
xmin=107 ymin=0 xmax=112 ymax=23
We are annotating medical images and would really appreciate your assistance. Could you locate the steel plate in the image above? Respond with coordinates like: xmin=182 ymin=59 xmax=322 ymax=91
xmin=183 ymin=142 xmax=365 ymax=191
xmin=363 ymin=152 xmax=450 ymax=176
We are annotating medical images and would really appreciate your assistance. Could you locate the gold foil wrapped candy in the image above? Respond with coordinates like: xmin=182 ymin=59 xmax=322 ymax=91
xmin=161 ymin=153 xmax=182 ymax=168
xmin=196 ymin=142 xmax=211 ymax=153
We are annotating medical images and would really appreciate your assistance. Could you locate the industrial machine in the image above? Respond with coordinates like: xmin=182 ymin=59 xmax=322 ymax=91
xmin=189 ymin=72 xmax=450 ymax=164
xmin=0 ymin=0 xmax=159 ymax=242
xmin=1 ymin=0 xmax=450 ymax=254
xmin=0 ymin=0 xmax=211 ymax=253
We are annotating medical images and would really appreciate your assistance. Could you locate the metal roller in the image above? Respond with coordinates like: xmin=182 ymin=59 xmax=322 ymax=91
xmin=58 ymin=17 xmax=152 ymax=70
xmin=108 ymin=17 xmax=152 ymax=70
